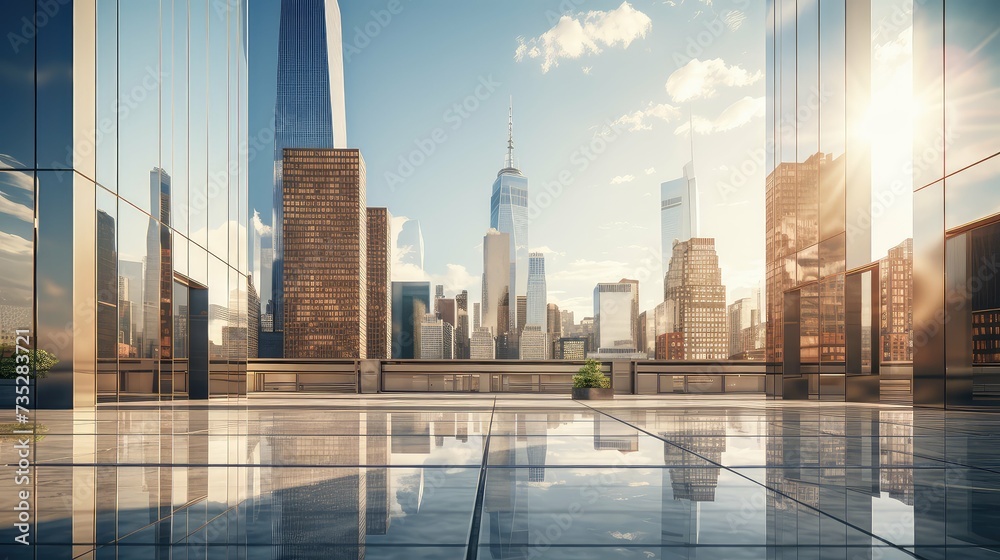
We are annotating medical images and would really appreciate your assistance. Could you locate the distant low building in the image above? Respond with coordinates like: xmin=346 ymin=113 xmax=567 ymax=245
xmin=471 ymin=327 xmax=496 ymax=360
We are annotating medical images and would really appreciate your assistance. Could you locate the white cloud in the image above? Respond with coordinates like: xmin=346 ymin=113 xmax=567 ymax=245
xmin=674 ymin=96 xmax=764 ymax=135
xmin=644 ymin=167 xmax=656 ymax=175
xmin=665 ymin=58 xmax=762 ymax=102
xmin=610 ymin=175 xmax=635 ymax=185
xmin=582 ymin=66 xmax=592 ymax=75
xmin=251 ymin=209 xmax=272 ymax=237
xmin=614 ymin=102 xmax=681 ymax=131
xmin=530 ymin=245 xmax=565 ymax=256
xmin=598 ymin=221 xmax=645 ymax=231
xmin=0 ymin=192 xmax=33 ymax=223
xmin=432 ymin=263 xmax=478 ymax=296
xmin=515 ymin=2 xmax=652 ymax=73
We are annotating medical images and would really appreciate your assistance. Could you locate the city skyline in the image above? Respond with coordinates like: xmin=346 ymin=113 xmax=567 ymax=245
xmin=248 ymin=0 xmax=788 ymax=319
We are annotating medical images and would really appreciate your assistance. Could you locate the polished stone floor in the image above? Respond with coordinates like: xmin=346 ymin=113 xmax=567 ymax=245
xmin=2 ymin=394 xmax=1000 ymax=559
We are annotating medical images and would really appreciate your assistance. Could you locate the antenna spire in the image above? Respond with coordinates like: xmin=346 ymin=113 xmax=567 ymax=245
xmin=506 ymin=96 xmax=515 ymax=169
xmin=688 ymin=110 xmax=695 ymax=167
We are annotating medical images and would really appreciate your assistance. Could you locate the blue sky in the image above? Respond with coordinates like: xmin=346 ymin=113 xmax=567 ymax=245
xmin=253 ymin=0 xmax=771 ymax=317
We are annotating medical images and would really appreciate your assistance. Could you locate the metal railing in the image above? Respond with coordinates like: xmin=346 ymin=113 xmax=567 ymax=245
xmin=247 ymin=359 xmax=771 ymax=396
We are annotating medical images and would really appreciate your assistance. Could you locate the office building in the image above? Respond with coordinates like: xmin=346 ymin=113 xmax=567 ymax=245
xmin=473 ymin=302 xmax=481 ymax=330
xmin=392 ymin=281 xmax=430 ymax=359
xmin=526 ymin=252 xmax=547 ymax=327
xmin=728 ymin=297 xmax=755 ymax=359
xmin=0 ymin=0 xmax=248 ymax=407
xmin=482 ymin=229 xmax=511 ymax=341
xmin=593 ymin=280 xmax=639 ymax=353
xmin=397 ymin=219 xmax=425 ymax=270
xmin=515 ymin=295 xmax=528 ymax=340
xmin=435 ymin=297 xmax=456 ymax=327
xmin=367 ymin=207 xmax=392 ymax=359
xmin=260 ymin=246 xmax=274 ymax=321
xmin=661 ymin=161 xmax=699 ymax=275
xmin=560 ymin=310 xmax=575 ymax=336
xmin=282 ymin=149 xmax=366 ymax=358
xmin=271 ymin=0 xmax=347 ymax=337
xmin=556 ymin=337 xmax=588 ymax=360
xmin=453 ymin=290 xmax=470 ymax=359
xmin=547 ymin=303 xmax=561 ymax=358
xmin=420 ymin=314 xmax=454 ymax=359
xmin=880 ymin=238 xmax=913 ymax=363
xmin=248 ymin=277 xmax=260 ymax=359
xmin=490 ymin=103 xmax=529 ymax=333
xmin=435 ymin=284 xmax=445 ymax=300
xmin=663 ymin=239 xmax=728 ymax=360
xmin=519 ymin=325 xmax=548 ymax=360
xmin=471 ymin=327 xmax=496 ymax=360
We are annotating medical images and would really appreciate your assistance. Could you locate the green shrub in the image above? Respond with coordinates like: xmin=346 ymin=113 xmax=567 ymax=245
xmin=0 ymin=345 xmax=58 ymax=380
xmin=572 ymin=359 xmax=610 ymax=389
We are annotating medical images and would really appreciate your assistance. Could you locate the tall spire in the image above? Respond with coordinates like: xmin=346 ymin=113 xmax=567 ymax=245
xmin=506 ymin=96 xmax=515 ymax=169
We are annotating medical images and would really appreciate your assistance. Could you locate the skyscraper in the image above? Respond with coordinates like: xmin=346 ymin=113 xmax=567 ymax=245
xmin=272 ymin=0 xmax=347 ymax=337
xmin=392 ymin=282 xmax=430 ymax=359
xmin=526 ymin=252 xmax=547 ymax=327
xmin=473 ymin=302 xmax=482 ymax=330
xmin=367 ymin=207 xmax=392 ymax=359
xmin=728 ymin=297 xmax=755 ymax=359
xmin=455 ymin=290 xmax=470 ymax=359
xmin=664 ymin=239 xmax=728 ymax=360
xmin=519 ymin=325 xmax=548 ymax=360
xmin=420 ymin=314 xmax=454 ymax=359
xmin=660 ymin=161 xmax=699 ymax=275
xmin=880 ymin=238 xmax=912 ymax=363
xmin=471 ymin=327 xmax=496 ymax=359
xmin=482 ymin=229 xmax=511 ymax=340
xmin=282 ymin=149 xmax=367 ymax=358
xmin=490 ymin=102 xmax=529 ymax=336
xmin=593 ymin=281 xmax=639 ymax=353
xmin=397 ymin=219 xmax=425 ymax=270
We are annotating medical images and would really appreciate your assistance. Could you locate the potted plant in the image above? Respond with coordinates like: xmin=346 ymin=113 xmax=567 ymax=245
xmin=571 ymin=359 xmax=613 ymax=400
xmin=0 ymin=344 xmax=58 ymax=405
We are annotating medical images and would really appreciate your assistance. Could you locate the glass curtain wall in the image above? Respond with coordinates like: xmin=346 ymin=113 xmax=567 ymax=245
xmin=0 ymin=0 xmax=248 ymax=407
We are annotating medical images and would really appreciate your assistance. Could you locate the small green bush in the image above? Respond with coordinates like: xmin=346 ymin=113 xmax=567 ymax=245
xmin=0 ymin=345 xmax=58 ymax=380
xmin=572 ymin=359 xmax=610 ymax=389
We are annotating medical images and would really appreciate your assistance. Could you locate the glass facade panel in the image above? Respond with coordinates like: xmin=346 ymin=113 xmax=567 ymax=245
xmin=0 ymin=0 xmax=36 ymax=168
xmin=912 ymin=0 xmax=944 ymax=190
xmin=34 ymin=0 xmax=73 ymax=169
xmin=117 ymin=1 xmax=161 ymax=216
xmin=0 ymin=170 xmax=34 ymax=353
xmin=209 ymin=256 xmax=228 ymax=390
xmin=944 ymin=154 xmax=1000 ymax=230
xmin=96 ymin=0 xmax=118 ymax=191
xmin=169 ymin=0 xmax=191 ymax=236
xmin=36 ymin=171 xmax=75 ymax=408
xmin=96 ymin=188 xmax=118 ymax=400
xmin=189 ymin=0 xmax=209 ymax=248
xmin=944 ymin=0 xmax=1000 ymax=174
xmin=207 ymin=2 xmax=229 ymax=259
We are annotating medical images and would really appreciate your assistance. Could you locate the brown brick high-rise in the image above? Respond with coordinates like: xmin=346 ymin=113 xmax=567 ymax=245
xmin=282 ymin=148 xmax=367 ymax=358
xmin=367 ymin=207 xmax=392 ymax=359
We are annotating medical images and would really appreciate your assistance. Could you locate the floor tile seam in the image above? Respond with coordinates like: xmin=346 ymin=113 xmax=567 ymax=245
xmin=464 ymin=395 xmax=497 ymax=560
xmin=577 ymin=402 xmax=930 ymax=560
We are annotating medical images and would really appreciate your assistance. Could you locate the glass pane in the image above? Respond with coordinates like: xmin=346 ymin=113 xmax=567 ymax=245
xmin=117 ymin=1 xmax=161 ymax=215
xmin=0 ymin=170 xmax=35 ymax=349
xmin=820 ymin=274 xmax=845 ymax=364
xmin=173 ymin=281 xmax=189 ymax=397
xmin=970 ymin=222 xmax=1000 ymax=365
xmin=35 ymin=0 xmax=73 ymax=168
xmin=796 ymin=0 xmax=818 ymax=163
xmin=779 ymin=0 xmax=796 ymax=164
xmin=209 ymin=256 xmax=228 ymax=392
xmin=117 ymin=201 xmax=157 ymax=397
xmin=167 ymin=0 xmax=190 ymax=236
xmin=96 ymin=0 xmax=118 ymax=191
xmin=207 ymin=1 xmax=229 ymax=260
xmin=0 ymin=0 xmax=35 ymax=168
xmin=944 ymin=0 xmax=1000 ymax=174
xmin=96 ymin=189 xmax=118 ymax=360
xmin=912 ymin=0 xmax=944 ymax=190
xmin=189 ymin=0 xmax=209 ymax=248
xmin=36 ymin=172 xmax=75 ymax=402
xmin=944 ymin=154 xmax=1000 ymax=230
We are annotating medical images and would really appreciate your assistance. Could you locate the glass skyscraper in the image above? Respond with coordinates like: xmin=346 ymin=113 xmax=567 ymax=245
xmin=0 ymin=0 xmax=248 ymax=407
xmin=526 ymin=252 xmax=547 ymax=327
xmin=271 ymin=0 xmax=347 ymax=336
xmin=660 ymin=161 xmax=699 ymax=275
xmin=490 ymin=104 xmax=529 ymax=336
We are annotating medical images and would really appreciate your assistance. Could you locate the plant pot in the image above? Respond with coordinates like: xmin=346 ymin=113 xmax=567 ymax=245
xmin=572 ymin=387 xmax=614 ymax=400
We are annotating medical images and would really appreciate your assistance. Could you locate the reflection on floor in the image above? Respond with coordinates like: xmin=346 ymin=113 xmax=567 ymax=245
xmin=2 ymin=395 xmax=1000 ymax=559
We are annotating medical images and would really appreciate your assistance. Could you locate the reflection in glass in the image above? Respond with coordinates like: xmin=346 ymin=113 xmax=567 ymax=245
xmin=97 ymin=189 xmax=118 ymax=401
xmin=944 ymin=0 xmax=1000 ymax=174
xmin=207 ymin=0 xmax=230 ymax=259
xmin=96 ymin=0 xmax=117 ymax=190
xmin=0 ymin=1 xmax=35 ymax=168
xmin=173 ymin=281 xmax=189 ymax=396
xmin=0 ymin=170 xmax=34 ymax=350
xmin=189 ymin=0 xmax=209 ymax=248
xmin=117 ymin=1 xmax=160 ymax=215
